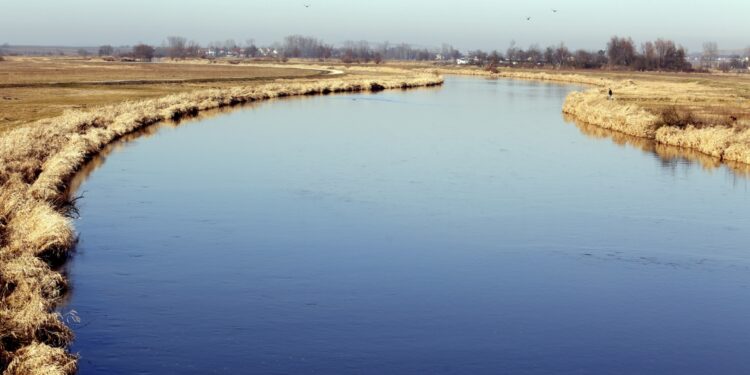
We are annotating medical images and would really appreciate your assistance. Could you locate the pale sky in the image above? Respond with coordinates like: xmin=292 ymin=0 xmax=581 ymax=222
xmin=2 ymin=0 xmax=748 ymax=52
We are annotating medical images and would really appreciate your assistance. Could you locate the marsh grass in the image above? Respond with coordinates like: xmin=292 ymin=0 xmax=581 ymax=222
xmin=0 ymin=70 xmax=443 ymax=374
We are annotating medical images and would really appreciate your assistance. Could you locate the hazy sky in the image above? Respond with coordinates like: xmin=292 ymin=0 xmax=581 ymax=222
xmin=2 ymin=0 xmax=748 ymax=51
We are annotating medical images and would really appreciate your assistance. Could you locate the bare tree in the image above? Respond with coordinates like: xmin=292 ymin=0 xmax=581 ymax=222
xmin=650 ymin=39 xmax=689 ymax=71
xmin=553 ymin=43 xmax=570 ymax=67
xmin=702 ymin=41 xmax=718 ymax=69
xmin=639 ymin=41 xmax=656 ymax=70
xmin=440 ymin=43 xmax=461 ymax=60
xmin=506 ymin=40 xmax=518 ymax=63
xmin=527 ymin=44 xmax=543 ymax=65
xmin=606 ymin=36 xmax=636 ymax=67
xmin=98 ymin=45 xmax=114 ymax=56
xmin=224 ymin=39 xmax=237 ymax=50
xmin=166 ymin=36 xmax=187 ymax=59
xmin=244 ymin=44 xmax=259 ymax=58
xmin=572 ymin=49 xmax=606 ymax=69
xmin=77 ymin=48 xmax=90 ymax=57
xmin=468 ymin=50 xmax=488 ymax=65
xmin=185 ymin=40 xmax=201 ymax=57
xmin=242 ymin=39 xmax=257 ymax=58
xmin=654 ymin=39 xmax=671 ymax=68
xmin=341 ymin=40 xmax=373 ymax=62
xmin=486 ymin=50 xmax=501 ymax=71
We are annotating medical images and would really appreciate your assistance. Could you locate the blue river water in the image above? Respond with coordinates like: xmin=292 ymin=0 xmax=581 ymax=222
xmin=64 ymin=77 xmax=750 ymax=374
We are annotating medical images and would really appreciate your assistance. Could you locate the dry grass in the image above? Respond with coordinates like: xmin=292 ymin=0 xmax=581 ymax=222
xmin=562 ymin=78 xmax=750 ymax=164
xmin=0 ymin=64 xmax=443 ymax=373
xmin=0 ymin=56 xmax=323 ymax=85
xmin=0 ymin=57 xmax=326 ymax=131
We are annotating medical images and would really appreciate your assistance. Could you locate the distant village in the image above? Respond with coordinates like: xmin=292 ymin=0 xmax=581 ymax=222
xmin=2 ymin=35 xmax=749 ymax=73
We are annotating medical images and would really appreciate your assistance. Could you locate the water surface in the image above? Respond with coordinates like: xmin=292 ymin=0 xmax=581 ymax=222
xmin=65 ymin=77 xmax=750 ymax=374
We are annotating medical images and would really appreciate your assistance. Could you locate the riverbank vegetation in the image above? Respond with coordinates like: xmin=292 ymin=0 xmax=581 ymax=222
xmin=421 ymin=65 xmax=749 ymax=164
xmin=562 ymin=78 xmax=750 ymax=164
xmin=0 ymin=67 xmax=442 ymax=374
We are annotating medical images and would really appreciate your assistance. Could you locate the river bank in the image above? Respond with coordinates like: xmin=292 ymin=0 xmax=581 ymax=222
xmin=0 ymin=70 xmax=443 ymax=374
xmin=426 ymin=66 xmax=750 ymax=165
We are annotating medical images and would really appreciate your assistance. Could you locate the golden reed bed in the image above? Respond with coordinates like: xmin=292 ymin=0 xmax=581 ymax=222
xmin=563 ymin=83 xmax=750 ymax=165
xmin=0 ymin=71 xmax=443 ymax=374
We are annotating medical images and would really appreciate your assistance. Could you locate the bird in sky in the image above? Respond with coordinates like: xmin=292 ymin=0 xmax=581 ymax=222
xmin=552 ymin=9 xmax=558 ymax=13
xmin=526 ymin=17 xmax=531 ymax=21
xmin=304 ymin=4 xmax=310 ymax=8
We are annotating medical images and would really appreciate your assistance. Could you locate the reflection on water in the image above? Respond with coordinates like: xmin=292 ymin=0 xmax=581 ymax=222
xmin=67 ymin=102 xmax=267 ymax=196
xmin=565 ymin=113 xmax=750 ymax=179
xmin=64 ymin=77 xmax=750 ymax=375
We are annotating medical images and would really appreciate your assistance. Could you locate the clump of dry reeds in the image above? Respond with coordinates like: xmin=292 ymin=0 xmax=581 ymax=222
xmin=562 ymin=79 xmax=750 ymax=165
xmin=658 ymin=106 xmax=699 ymax=128
xmin=0 ymin=71 xmax=443 ymax=373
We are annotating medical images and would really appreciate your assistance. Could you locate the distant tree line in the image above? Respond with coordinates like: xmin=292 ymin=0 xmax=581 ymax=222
xmin=463 ymin=36 xmax=692 ymax=71
xmin=608 ymin=36 xmax=691 ymax=71
xmin=87 ymin=34 xmax=749 ymax=72
xmin=91 ymin=35 xmax=462 ymax=64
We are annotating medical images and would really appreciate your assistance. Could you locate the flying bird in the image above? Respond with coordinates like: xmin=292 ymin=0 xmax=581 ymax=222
xmin=552 ymin=9 xmax=558 ymax=13
xmin=526 ymin=17 xmax=531 ymax=21
xmin=304 ymin=4 xmax=310 ymax=7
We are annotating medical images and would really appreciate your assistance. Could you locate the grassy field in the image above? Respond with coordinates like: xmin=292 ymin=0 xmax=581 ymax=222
xmin=0 ymin=57 xmax=328 ymax=131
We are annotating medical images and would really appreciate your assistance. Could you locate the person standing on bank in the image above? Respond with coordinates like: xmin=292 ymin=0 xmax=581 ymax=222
xmin=608 ymin=88 xmax=613 ymax=100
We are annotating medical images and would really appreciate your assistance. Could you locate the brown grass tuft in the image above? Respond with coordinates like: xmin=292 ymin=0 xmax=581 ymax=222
xmin=4 ymin=343 xmax=76 ymax=375
xmin=658 ymin=106 xmax=698 ymax=128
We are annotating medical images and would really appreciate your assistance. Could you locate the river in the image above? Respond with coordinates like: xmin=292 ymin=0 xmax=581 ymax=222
xmin=63 ymin=77 xmax=750 ymax=374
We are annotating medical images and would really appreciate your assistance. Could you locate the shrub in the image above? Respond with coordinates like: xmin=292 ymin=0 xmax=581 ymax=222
xmin=659 ymin=106 xmax=697 ymax=128
xmin=340 ymin=55 xmax=354 ymax=64
xmin=132 ymin=44 xmax=155 ymax=61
